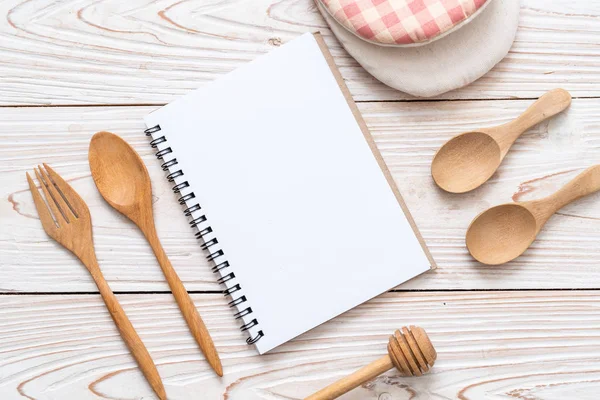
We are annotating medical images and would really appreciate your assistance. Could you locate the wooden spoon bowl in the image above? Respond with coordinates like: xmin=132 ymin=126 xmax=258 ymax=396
xmin=431 ymin=131 xmax=501 ymax=193
xmin=89 ymin=135 xmax=147 ymax=210
xmin=466 ymin=204 xmax=537 ymax=265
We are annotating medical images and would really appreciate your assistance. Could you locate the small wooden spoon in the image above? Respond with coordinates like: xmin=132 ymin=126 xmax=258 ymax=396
xmin=432 ymin=89 xmax=572 ymax=193
xmin=467 ymin=165 xmax=600 ymax=265
xmin=89 ymin=131 xmax=223 ymax=376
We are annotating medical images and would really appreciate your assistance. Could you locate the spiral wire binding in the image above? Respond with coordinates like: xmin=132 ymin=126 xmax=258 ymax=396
xmin=145 ymin=125 xmax=264 ymax=345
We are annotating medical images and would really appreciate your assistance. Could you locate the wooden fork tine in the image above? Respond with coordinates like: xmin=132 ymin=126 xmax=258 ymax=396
xmin=34 ymin=167 xmax=69 ymax=225
xmin=42 ymin=163 xmax=85 ymax=217
xmin=26 ymin=172 xmax=58 ymax=233
xmin=36 ymin=166 xmax=73 ymax=223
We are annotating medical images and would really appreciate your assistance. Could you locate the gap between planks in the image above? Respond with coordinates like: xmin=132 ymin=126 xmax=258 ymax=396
xmin=3 ymin=288 xmax=600 ymax=296
xmin=3 ymin=96 xmax=600 ymax=109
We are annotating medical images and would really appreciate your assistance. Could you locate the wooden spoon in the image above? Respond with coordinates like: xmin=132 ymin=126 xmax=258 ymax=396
xmin=89 ymin=131 xmax=223 ymax=376
xmin=432 ymin=89 xmax=572 ymax=193
xmin=466 ymin=165 xmax=600 ymax=265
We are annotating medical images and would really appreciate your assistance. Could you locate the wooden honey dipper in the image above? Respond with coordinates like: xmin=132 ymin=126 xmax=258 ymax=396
xmin=306 ymin=326 xmax=436 ymax=400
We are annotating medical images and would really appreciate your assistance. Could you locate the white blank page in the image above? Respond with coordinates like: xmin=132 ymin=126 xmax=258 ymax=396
xmin=145 ymin=33 xmax=431 ymax=354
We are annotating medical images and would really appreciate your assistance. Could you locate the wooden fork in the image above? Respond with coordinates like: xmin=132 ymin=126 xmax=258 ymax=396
xmin=27 ymin=164 xmax=167 ymax=400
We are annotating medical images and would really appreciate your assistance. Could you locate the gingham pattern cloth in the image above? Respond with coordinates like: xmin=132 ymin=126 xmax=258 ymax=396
xmin=319 ymin=0 xmax=489 ymax=46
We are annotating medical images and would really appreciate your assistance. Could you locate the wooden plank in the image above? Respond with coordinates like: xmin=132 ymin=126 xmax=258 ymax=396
xmin=1 ymin=0 xmax=600 ymax=104
xmin=2 ymin=100 xmax=600 ymax=292
xmin=1 ymin=291 xmax=599 ymax=399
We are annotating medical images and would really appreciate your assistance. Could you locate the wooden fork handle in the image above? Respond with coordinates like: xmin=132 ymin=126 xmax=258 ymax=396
xmin=145 ymin=230 xmax=223 ymax=377
xmin=91 ymin=271 xmax=167 ymax=400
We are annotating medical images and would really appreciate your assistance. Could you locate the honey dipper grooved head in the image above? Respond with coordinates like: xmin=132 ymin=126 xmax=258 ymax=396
xmin=387 ymin=326 xmax=436 ymax=376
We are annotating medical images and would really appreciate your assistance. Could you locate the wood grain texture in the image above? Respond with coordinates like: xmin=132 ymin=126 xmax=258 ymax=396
xmin=1 ymin=0 xmax=600 ymax=104
xmin=1 ymin=291 xmax=600 ymax=399
xmin=3 ymin=99 xmax=600 ymax=292
xmin=3 ymin=1 xmax=600 ymax=398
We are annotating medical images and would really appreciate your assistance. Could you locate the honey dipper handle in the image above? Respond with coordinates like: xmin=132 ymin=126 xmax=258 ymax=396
xmin=305 ymin=355 xmax=393 ymax=400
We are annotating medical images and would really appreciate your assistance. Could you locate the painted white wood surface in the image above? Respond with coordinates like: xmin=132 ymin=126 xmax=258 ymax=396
xmin=1 ymin=0 xmax=600 ymax=104
xmin=2 ymin=291 xmax=600 ymax=400
xmin=2 ymin=1 xmax=600 ymax=399
xmin=2 ymin=100 xmax=600 ymax=292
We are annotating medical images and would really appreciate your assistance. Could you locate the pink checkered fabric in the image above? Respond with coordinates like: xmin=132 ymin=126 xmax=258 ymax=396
xmin=319 ymin=0 xmax=489 ymax=46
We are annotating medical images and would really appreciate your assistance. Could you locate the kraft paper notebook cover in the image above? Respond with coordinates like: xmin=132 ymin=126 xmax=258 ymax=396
xmin=144 ymin=32 xmax=435 ymax=354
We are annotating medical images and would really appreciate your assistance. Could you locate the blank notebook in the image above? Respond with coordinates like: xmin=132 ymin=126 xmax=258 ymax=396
xmin=144 ymin=32 xmax=434 ymax=354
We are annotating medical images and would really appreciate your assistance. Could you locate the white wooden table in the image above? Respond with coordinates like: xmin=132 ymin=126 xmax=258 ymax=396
xmin=2 ymin=1 xmax=600 ymax=399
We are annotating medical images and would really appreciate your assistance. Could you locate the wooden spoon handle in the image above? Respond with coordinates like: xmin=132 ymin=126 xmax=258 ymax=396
xmin=509 ymin=88 xmax=572 ymax=135
xmin=305 ymin=355 xmax=393 ymax=400
xmin=527 ymin=165 xmax=600 ymax=221
xmin=145 ymin=229 xmax=223 ymax=377
xmin=90 ymin=269 xmax=167 ymax=400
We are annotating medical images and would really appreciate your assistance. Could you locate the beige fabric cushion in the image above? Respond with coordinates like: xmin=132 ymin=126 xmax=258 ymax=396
xmin=317 ymin=0 xmax=520 ymax=97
